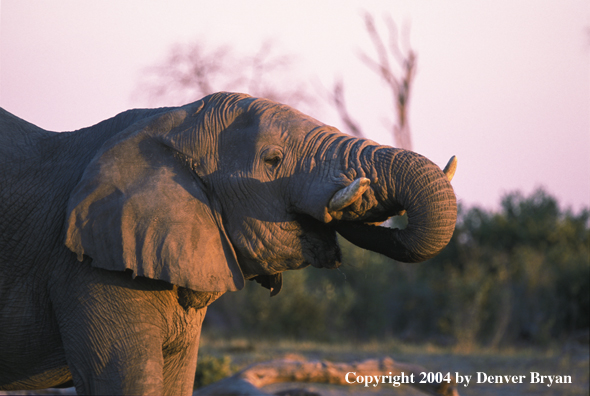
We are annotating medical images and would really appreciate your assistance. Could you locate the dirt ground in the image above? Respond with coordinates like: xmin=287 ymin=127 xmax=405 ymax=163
xmin=201 ymin=337 xmax=590 ymax=396
xmin=1 ymin=338 xmax=587 ymax=395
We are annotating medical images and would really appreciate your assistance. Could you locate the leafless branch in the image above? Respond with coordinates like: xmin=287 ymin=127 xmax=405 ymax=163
xmin=329 ymin=79 xmax=364 ymax=137
xmin=326 ymin=13 xmax=416 ymax=149
xmin=360 ymin=12 xmax=416 ymax=150
xmin=133 ymin=41 xmax=316 ymax=112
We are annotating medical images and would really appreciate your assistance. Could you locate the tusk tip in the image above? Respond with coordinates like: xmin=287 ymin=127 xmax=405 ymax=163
xmin=443 ymin=155 xmax=457 ymax=182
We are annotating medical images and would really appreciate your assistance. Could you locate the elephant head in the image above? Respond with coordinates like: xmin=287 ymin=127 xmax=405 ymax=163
xmin=65 ymin=92 xmax=457 ymax=296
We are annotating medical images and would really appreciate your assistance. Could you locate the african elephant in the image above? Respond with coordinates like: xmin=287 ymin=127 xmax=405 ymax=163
xmin=0 ymin=92 xmax=457 ymax=395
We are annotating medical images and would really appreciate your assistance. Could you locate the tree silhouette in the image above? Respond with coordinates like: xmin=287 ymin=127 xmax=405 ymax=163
xmin=135 ymin=13 xmax=416 ymax=151
xmin=134 ymin=41 xmax=315 ymax=111
xmin=331 ymin=13 xmax=416 ymax=150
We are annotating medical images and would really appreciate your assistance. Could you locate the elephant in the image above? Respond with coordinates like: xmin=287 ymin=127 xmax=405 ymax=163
xmin=0 ymin=92 xmax=457 ymax=395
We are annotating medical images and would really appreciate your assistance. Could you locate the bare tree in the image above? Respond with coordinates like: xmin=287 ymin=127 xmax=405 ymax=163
xmin=331 ymin=13 xmax=416 ymax=150
xmin=134 ymin=42 xmax=233 ymax=106
xmin=134 ymin=41 xmax=316 ymax=111
xmin=330 ymin=78 xmax=364 ymax=138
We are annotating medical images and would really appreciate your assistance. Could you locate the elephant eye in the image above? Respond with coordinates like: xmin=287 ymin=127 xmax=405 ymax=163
xmin=262 ymin=147 xmax=283 ymax=169
xmin=265 ymin=155 xmax=281 ymax=167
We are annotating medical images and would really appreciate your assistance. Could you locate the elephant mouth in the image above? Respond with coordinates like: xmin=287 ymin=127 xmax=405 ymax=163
xmin=292 ymin=192 xmax=402 ymax=270
xmin=299 ymin=215 xmax=410 ymax=270
xmin=294 ymin=212 xmax=405 ymax=270
xmin=294 ymin=214 xmax=343 ymax=270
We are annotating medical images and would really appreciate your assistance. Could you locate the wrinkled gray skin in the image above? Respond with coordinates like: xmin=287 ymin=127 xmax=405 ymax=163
xmin=0 ymin=92 xmax=457 ymax=395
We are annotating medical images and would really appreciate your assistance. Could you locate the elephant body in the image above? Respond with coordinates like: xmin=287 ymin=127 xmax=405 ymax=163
xmin=1 ymin=107 xmax=212 ymax=394
xmin=0 ymin=93 xmax=457 ymax=395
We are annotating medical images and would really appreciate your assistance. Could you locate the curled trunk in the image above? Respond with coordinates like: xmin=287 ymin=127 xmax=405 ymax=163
xmin=335 ymin=148 xmax=457 ymax=263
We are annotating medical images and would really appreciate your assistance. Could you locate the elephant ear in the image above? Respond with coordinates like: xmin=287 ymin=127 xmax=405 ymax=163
xmin=64 ymin=106 xmax=244 ymax=293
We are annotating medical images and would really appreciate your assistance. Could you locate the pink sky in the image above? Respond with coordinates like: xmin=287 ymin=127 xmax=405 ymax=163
xmin=1 ymin=1 xmax=589 ymax=212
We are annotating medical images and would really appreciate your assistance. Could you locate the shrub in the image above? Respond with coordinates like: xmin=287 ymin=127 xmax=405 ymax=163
xmin=194 ymin=355 xmax=233 ymax=389
xmin=204 ymin=188 xmax=589 ymax=347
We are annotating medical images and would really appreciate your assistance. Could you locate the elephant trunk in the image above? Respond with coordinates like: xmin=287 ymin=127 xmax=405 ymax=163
xmin=334 ymin=148 xmax=457 ymax=263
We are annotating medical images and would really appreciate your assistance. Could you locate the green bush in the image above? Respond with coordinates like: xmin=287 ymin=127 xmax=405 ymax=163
xmin=204 ymin=188 xmax=589 ymax=348
xmin=193 ymin=355 xmax=233 ymax=389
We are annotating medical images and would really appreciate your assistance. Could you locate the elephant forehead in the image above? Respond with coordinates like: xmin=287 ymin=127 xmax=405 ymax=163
xmin=252 ymin=103 xmax=324 ymax=137
xmin=256 ymin=122 xmax=321 ymax=146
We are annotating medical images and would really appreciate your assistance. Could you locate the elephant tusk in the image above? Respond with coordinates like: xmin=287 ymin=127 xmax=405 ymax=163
xmin=329 ymin=177 xmax=371 ymax=212
xmin=443 ymin=155 xmax=457 ymax=182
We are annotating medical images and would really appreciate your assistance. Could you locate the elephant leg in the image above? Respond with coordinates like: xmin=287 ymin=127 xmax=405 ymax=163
xmin=162 ymin=307 xmax=207 ymax=396
xmin=50 ymin=264 xmax=203 ymax=395
xmin=63 ymin=326 xmax=167 ymax=395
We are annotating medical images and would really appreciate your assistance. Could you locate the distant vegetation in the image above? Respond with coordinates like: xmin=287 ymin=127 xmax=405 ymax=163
xmin=138 ymin=16 xmax=589 ymax=351
xmin=205 ymin=188 xmax=589 ymax=350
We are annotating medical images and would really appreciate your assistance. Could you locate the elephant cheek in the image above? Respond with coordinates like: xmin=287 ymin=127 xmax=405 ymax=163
xmin=298 ymin=222 xmax=342 ymax=269
xmin=230 ymin=219 xmax=342 ymax=274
